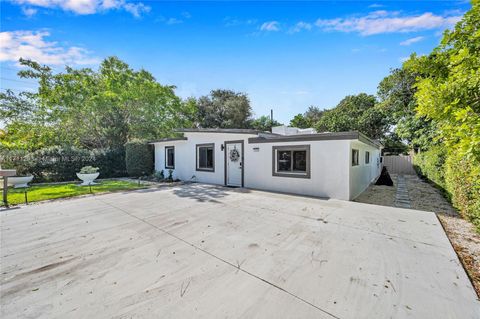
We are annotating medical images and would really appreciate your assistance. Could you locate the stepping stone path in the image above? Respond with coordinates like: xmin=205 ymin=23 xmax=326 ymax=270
xmin=395 ymin=175 xmax=411 ymax=208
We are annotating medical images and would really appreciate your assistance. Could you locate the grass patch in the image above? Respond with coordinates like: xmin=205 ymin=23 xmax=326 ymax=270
xmin=1 ymin=180 xmax=145 ymax=206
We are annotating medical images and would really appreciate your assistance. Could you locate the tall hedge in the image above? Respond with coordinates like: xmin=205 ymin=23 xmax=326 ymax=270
xmin=0 ymin=146 xmax=126 ymax=182
xmin=444 ymin=153 xmax=480 ymax=230
xmin=125 ymin=139 xmax=153 ymax=177
xmin=413 ymin=145 xmax=447 ymax=190
xmin=414 ymin=145 xmax=480 ymax=232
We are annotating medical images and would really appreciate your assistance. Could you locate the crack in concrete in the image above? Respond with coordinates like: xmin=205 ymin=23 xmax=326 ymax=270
xmin=96 ymin=197 xmax=341 ymax=319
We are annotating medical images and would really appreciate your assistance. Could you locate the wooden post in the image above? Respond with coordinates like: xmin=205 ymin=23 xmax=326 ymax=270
xmin=2 ymin=177 xmax=8 ymax=207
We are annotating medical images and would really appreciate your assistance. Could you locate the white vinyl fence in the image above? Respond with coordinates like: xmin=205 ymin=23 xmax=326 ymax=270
xmin=382 ymin=155 xmax=416 ymax=175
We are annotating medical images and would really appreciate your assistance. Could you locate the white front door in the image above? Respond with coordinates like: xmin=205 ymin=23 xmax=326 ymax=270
xmin=226 ymin=142 xmax=243 ymax=187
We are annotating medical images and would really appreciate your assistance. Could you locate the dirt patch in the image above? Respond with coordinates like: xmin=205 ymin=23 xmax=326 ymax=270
xmin=355 ymin=174 xmax=398 ymax=207
xmin=355 ymin=174 xmax=480 ymax=297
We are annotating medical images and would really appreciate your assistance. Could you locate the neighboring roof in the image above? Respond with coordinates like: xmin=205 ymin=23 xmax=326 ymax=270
xmin=248 ymin=131 xmax=383 ymax=149
xmin=176 ymin=128 xmax=262 ymax=135
xmin=149 ymin=137 xmax=188 ymax=144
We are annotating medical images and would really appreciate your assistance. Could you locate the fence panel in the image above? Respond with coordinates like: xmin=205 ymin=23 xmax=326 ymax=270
xmin=383 ymin=155 xmax=416 ymax=175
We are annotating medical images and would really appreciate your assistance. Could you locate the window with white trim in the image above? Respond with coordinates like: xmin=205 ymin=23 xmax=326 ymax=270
xmin=365 ymin=151 xmax=370 ymax=164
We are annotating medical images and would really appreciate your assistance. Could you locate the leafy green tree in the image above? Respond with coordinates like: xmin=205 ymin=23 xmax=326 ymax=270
xmin=315 ymin=93 xmax=388 ymax=139
xmin=0 ymin=57 xmax=194 ymax=150
xmin=195 ymin=89 xmax=252 ymax=128
xmin=405 ymin=2 xmax=480 ymax=229
xmin=289 ymin=106 xmax=324 ymax=128
xmin=377 ymin=67 xmax=436 ymax=150
xmin=304 ymin=106 xmax=324 ymax=125
xmin=250 ymin=115 xmax=282 ymax=131
xmin=290 ymin=114 xmax=310 ymax=128
xmin=382 ymin=132 xmax=410 ymax=155
xmin=405 ymin=3 xmax=480 ymax=160
xmin=0 ymin=89 xmax=61 ymax=150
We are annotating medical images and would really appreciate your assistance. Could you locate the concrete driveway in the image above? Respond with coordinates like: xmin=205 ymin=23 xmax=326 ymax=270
xmin=1 ymin=184 xmax=479 ymax=318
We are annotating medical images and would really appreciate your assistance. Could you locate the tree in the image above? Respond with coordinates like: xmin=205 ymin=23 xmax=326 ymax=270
xmin=289 ymin=114 xmax=310 ymax=128
xmin=315 ymin=93 xmax=388 ymax=139
xmin=289 ymin=106 xmax=324 ymax=128
xmin=405 ymin=3 xmax=480 ymax=160
xmin=250 ymin=115 xmax=282 ymax=131
xmin=195 ymin=90 xmax=252 ymax=128
xmin=0 ymin=57 xmax=195 ymax=150
xmin=403 ymin=2 xmax=480 ymax=229
xmin=304 ymin=106 xmax=324 ymax=125
xmin=377 ymin=67 xmax=436 ymax=150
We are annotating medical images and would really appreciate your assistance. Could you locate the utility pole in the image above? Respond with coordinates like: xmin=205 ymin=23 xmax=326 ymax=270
xmin=270 ymin=109 xmax=274 ymax=132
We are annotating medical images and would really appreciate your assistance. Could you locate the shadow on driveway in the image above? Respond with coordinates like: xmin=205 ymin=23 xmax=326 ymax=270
xmin=172 ymin=183 xmax=249 ymax=203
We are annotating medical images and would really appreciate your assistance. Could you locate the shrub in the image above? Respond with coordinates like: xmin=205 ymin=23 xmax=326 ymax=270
xmin=153 ymin=170 xmax=164 ymax=181
xmin=413 ymin=145 xmax=447 ymax=189
xmin=92 ymin=148 xmax=126 ymax=178
xmin=79 ymin=166 xmax=99 ymax=174
xmin=125 ymin=139 xmax=153 ymax=177
xmin=445 ymin=153 xmax=480 ymax=231
xmin=0 ymin=146 xmax=126 ymax=182
xmin=414 ymin=144 xmax=480 ymax=232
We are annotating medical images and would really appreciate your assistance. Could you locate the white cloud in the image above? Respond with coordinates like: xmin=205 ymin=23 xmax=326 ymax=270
xmin=165 ymin=17 xmax=182 ymax=25
xmin=400 ymin=36 xmax=425 ymax=46
xmin=315 ymin=11 xmax=461 ymax=35
xmin=0 ymin=30 xmax=99 ymax=66
xmin=223 ymin=17 xmax=257 ymax=27
xmin=123 ymin=2 xmax=150 ymax=18
xmin=21 ymin=7 xmax=38 ymax=17
xmin=12 ymin=0 xmax=150 ymax=17
xmin=260 ymin=21 xmax=280 ymax=32
xmin=288 ymin=21 xmax=312 ymax=34
xmin=368 ymin=4 xmax=384 ymax=8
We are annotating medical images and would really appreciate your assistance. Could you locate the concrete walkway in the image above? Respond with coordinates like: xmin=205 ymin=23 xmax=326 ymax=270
xmin=395 ymin=175 xmax=412 ymax=209
xmin=1 ymin=184 xmax=479 ymax=318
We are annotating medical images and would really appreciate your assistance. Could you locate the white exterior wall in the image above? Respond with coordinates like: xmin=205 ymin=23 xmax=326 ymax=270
xmin=153 ymin=132 xmax=381 ymax=201
xmin=245 ymin=140 xmax=351 ymax=200
xmin=153 ymin=133 xmax=255 ymax=184
xmin=348 ymin=140 xmax=382 ymax=200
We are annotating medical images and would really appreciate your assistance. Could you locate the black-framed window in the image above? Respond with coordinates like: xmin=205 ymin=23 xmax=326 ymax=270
xmin=365 ymin=151 xmax=370 ymax=164
xmin=272 ymin=145 xmax=310 ymax=178
xmin=196 ymin=143 xmax=214 ymax=172
xmin=352 ymin=149 xmax=359 ymax=166
xmin=165 ymin=146 xmax=175 ymax=169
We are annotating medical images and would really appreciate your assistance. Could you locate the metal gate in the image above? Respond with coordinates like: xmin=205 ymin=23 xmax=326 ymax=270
xmin=382 ymin=155 xmax=416 ymax=175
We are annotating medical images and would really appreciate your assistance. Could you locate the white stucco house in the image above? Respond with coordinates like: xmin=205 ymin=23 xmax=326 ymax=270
xmin=150 ymin=126 xmax=383 ymax=200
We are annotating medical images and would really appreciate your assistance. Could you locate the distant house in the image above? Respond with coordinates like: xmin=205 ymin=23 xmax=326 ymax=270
xmin=150 ymin=126 xmax=382 ymax=200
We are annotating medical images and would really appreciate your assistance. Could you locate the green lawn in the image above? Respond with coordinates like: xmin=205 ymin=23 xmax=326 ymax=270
xmin=1 ymin=180 xmax=145 ymax=206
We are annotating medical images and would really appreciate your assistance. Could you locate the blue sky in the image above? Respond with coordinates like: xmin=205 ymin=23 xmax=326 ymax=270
xmin=0 ymin=1 xmax=470 ymax=125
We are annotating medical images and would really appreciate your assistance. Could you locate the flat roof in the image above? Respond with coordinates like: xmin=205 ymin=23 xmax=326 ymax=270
xmin=149 ymin=129 xmax=382 ymax=148
xmin=149 ymin=137 xmax=188 ymax=144
xmin=176 ymin=128 xmax=262 ymax=134
xmin=248 ymin=131 xmax=383 ymax=149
